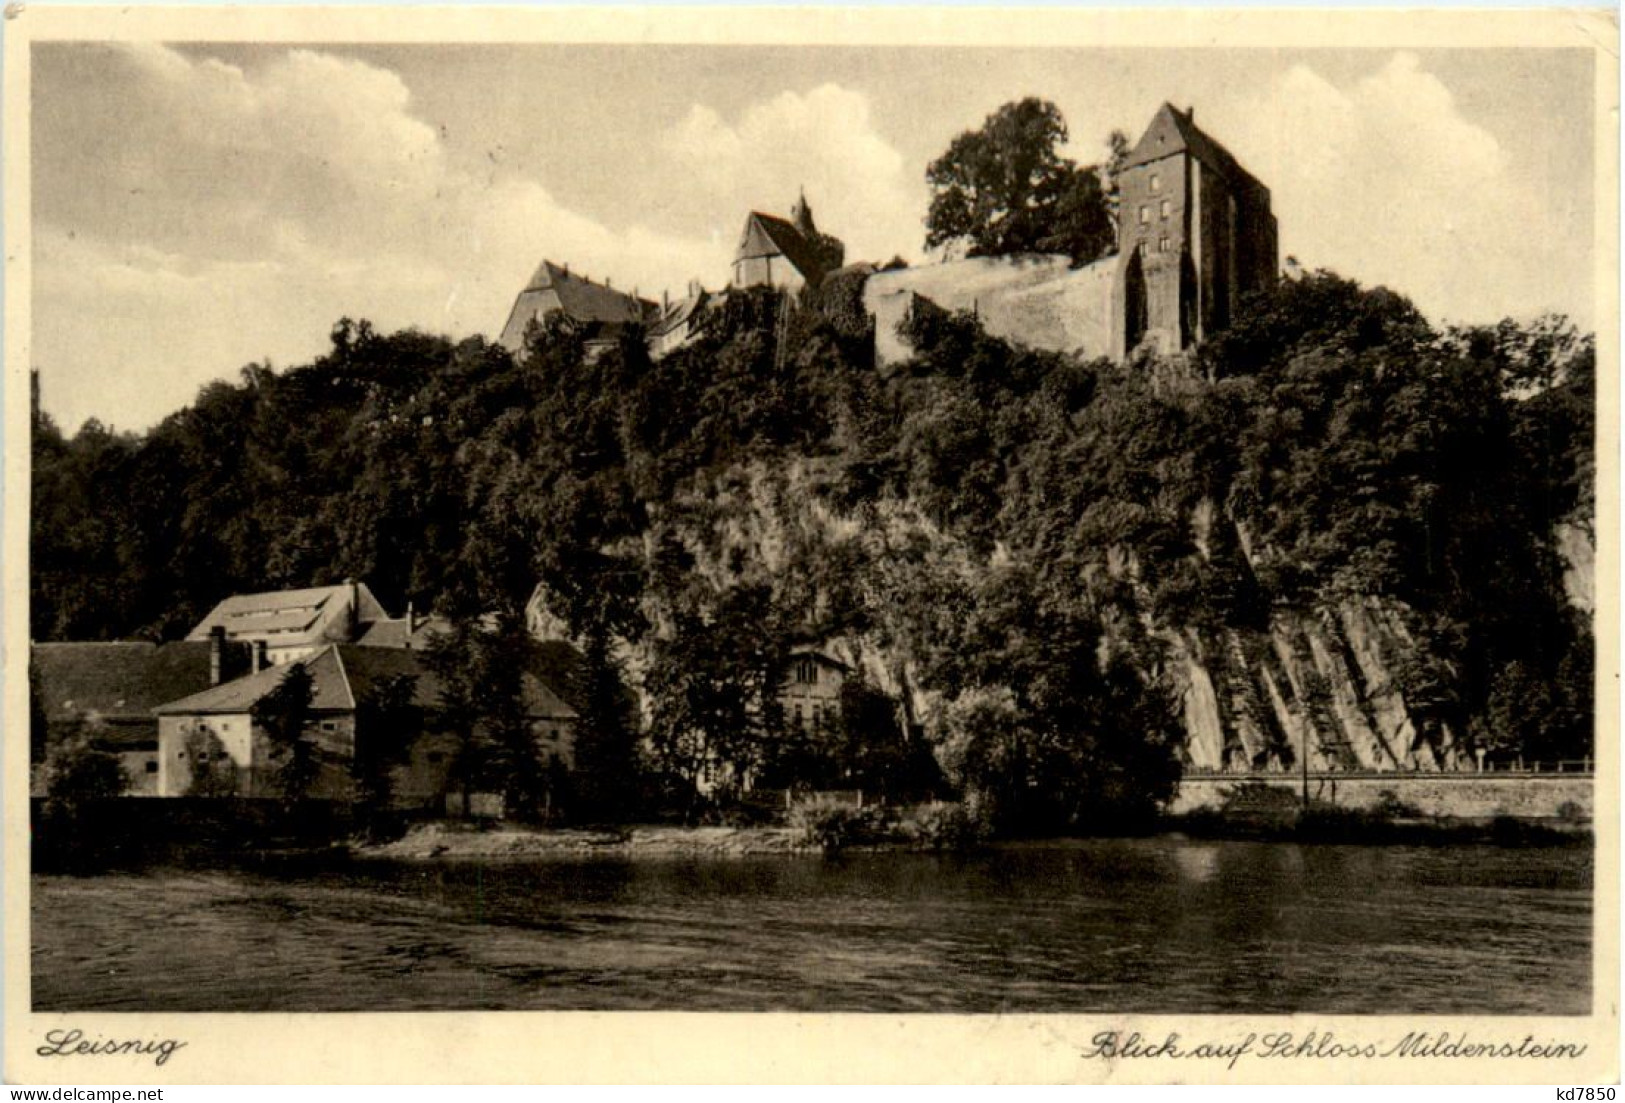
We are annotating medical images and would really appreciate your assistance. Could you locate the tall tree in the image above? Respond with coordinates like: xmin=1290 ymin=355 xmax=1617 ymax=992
xmin=253 ymin=663 xmax=319 ymax=800
xmin=924 ymin=98 xmax=1114 ymax=263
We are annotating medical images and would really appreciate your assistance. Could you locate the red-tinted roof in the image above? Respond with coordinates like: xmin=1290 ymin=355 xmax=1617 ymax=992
xmin=156 ymin=643 xmax=577 ymax=721
xmin=736 ymin=212 xmax=828 ymax=284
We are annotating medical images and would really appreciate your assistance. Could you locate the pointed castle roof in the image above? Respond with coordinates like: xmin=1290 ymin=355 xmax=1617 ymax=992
xmin=1122 ymin=103 xmax=1267 ymax=196
xmin=735 ymin=210 xmax=829 ymax=286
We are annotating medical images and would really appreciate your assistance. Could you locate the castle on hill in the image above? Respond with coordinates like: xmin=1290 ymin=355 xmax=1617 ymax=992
xmin=498 ymin=103 xmax=1278 ymax=366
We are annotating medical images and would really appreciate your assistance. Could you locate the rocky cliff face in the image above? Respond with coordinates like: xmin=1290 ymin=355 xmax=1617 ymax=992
xmin=530 ymin=458 xmax=1594 ymax=777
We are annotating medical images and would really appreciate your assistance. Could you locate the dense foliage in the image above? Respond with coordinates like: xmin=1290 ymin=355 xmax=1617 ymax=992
xmin=31 ymin=264 xmax=1595 ymax=828
xmin=924 ymin=98 xmax=1115 ymax=263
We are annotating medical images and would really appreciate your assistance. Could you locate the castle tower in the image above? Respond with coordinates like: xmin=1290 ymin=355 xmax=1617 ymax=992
xmin=1111 ymin=104 xmax=1278 ymax=359
xmin=790 ymin=188 xmax=817 ymax=238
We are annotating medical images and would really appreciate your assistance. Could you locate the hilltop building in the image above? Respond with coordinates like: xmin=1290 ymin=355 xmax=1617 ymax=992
xmin=732 ymin=191 xmax=844 ymax=292
xmin=868 ymin=103 xmax=1276 ymax=365
xmin=1115 ymin=103 xmax=1277 ymax=355
xmin=498 ymin=260 xmax=657 ymax=356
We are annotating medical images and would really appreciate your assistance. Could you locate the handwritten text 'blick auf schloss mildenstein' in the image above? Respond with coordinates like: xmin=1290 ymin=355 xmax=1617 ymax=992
xmin=1082 ymin=1030 xmax=1588 ymax=1071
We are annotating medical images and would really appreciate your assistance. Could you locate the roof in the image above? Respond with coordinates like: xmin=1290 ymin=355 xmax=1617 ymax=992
xmin=499 ymin=261 xmax=656 ymax=350
xmin=788 ymin=645 xmax=852 ymax=673
xmin=185 ymin=583 xmax=388 ymax=648
xmin=33 ymin=640 xmax=251 ymax=724
xmin=156 ymin=648 xmax=352 ymax=715
xmin=353 ymin=614 xmax=450 ymax=650
xmin=1123 ymin=103 xmax=1265 ymax=194
xmin=156 ymin=643 xmax=577 ymax=721
xmin=650 ymin=287 xmax=710 ymax=338
xmin=736 ymin=212 xmax=828 ymax=285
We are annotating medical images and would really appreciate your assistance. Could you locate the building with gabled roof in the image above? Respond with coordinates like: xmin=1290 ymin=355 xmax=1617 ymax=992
xmin=867 ymin=103 xmax=1277 ymax=366
xmin=31 ymin=637 xmax=252 ymax=795
xmin=498 ymin=260 xmax=657 ymax=354
xmin=185 ymin=581 xmax=389 ymax=667
xmin=1114 ymin=102 xmax=1277 ymax=356
xmin=152 ymin=642 xmax=579 ymax=804
xmin=733 ymin=205 xmax=832 ymax=292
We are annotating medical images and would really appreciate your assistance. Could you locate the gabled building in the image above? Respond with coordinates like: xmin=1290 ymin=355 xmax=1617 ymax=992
xmin=732 ymin=192 xmax=843 ymax=292
xmin=185 ymin=581 xmax=390 ymax=667
xmin=353 ymin=608 xmax=450 ymax=651
xmin=778 ymin=646 xmax=850 ymax=730
xmin=498 ymin=260 xmax=657 ymax=355
xmin=152 ymin=642 xmax=579 ymax=807
xmin=1114 ymin=103 xmax=1277 ymax=356
xmin=31 ymin=637 xmax=252 ymax=796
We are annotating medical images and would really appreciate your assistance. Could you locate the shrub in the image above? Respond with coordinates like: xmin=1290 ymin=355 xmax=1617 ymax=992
xmin=790 ymin=804 xmax=893 ymax=855
xmin=902 ymin=801 xmax=990 ymax=853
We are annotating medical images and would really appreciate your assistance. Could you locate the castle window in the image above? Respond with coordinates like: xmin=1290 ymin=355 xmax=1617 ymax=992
xmin=1150 ymin=173 xmax=1161 ymax=194
xmin=1160 ymin=199 xmax=1171 ymax=220
xmin=1138 ymin=205 xmax=1150 ymax=225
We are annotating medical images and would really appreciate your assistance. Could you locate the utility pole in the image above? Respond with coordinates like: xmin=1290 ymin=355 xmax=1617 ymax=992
xmin=1301 ymin=722 xmax=1311 ymax=809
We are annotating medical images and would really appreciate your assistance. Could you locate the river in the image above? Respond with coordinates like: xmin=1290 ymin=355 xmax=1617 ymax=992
xmin=31 ymin=838 xmax=1591 ymax=1013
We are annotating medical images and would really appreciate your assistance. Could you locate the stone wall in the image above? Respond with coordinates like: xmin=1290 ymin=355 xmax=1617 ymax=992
xmin=864 ymin=254 xmax=1117 ymax=368
xmin=1169 ymin=772 xmax=1593 ymax=820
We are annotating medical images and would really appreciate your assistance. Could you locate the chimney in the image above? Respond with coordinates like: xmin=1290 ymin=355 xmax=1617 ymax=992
xmin=406 ymin=599 xmax=417 ymax=634
xmin=253 ymin=640 xmax=268 ymax=674
xmin=345 ymin=577 xmax=361 ymax=640
xmin=209 ymin=625 xmax=226 ymax=686
xmin=662 ymin=289 xmax=670 ymax=312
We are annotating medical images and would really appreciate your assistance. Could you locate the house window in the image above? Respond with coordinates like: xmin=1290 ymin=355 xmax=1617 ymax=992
xmin=1160 ymin=199 xmax=1171 ymax=220
xmin=1137 ymin=241 xmax=1149 ymax=259
xmin=1138 ymin=205 xmax=1150 ymax=225
xmin=1158 ymin=237 xmax=1171 ymax=254
xmin=1150 ymin=173 xmax=1161 ymax=194
xmin=146 ymin=761 xmax=158 ymax=773
xmin=794 ymin=658 xmax=817 ymax=685
xmin=794 ymin=703 xmax=805 ymax=726
xmin=426 ymin=751 xmax=445 ymax=765
xmin=320 ymin=720 xmax=337 ymax=733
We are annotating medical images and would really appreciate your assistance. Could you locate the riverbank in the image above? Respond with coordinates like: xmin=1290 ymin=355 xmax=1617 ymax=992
xmin=359 ymin=821 xmax=820 ymax=860
xmin=355 ymin=808 xmax=1591 ymax=863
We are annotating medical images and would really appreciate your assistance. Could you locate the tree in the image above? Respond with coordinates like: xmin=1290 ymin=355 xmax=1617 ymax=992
xmin=924 ymin=98 xmax=1114 ymax=263
xmin=253 ymin=662 xmax=319 ymax=800
xmin=43 ymin=721 xmax=128 ymax=811
xmin=352 ymin=672 xmax=420 ymax=815
xmin=645 ymin=584 xmax=788 ymax=817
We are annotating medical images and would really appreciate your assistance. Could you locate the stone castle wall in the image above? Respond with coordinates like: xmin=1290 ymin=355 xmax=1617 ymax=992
xmin=864 ymin=254 xmax=1118 ymax=368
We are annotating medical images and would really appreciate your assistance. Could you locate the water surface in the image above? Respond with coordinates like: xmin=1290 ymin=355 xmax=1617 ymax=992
xmin=32 ymin=838 xmax=1591 ymax=1013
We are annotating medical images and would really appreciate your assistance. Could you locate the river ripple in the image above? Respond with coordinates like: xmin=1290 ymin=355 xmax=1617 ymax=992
xmin=31 ymin=838 xmax=1591 ymax=1013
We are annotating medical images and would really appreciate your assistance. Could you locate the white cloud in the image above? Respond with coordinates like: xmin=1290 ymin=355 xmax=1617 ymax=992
xmin=664 ymin=84 xmax=925 ymax=265
xmin=1221 ymin=52 xmax=1589 ymax=328
xmin=34 ymin=44 xmax=725 ymax=431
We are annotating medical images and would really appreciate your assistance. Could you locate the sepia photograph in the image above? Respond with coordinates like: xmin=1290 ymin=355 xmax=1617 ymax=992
xmin=4 ymin=5 xmax=1617 ymax=1085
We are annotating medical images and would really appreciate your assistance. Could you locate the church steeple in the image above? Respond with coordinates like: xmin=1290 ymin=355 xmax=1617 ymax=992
xmin=790 ymin=187 xmax=817 ymax=237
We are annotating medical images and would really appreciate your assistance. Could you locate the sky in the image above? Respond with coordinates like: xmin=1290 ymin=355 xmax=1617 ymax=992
xmin=31 ymin=42 xmax=1597 ymax=433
